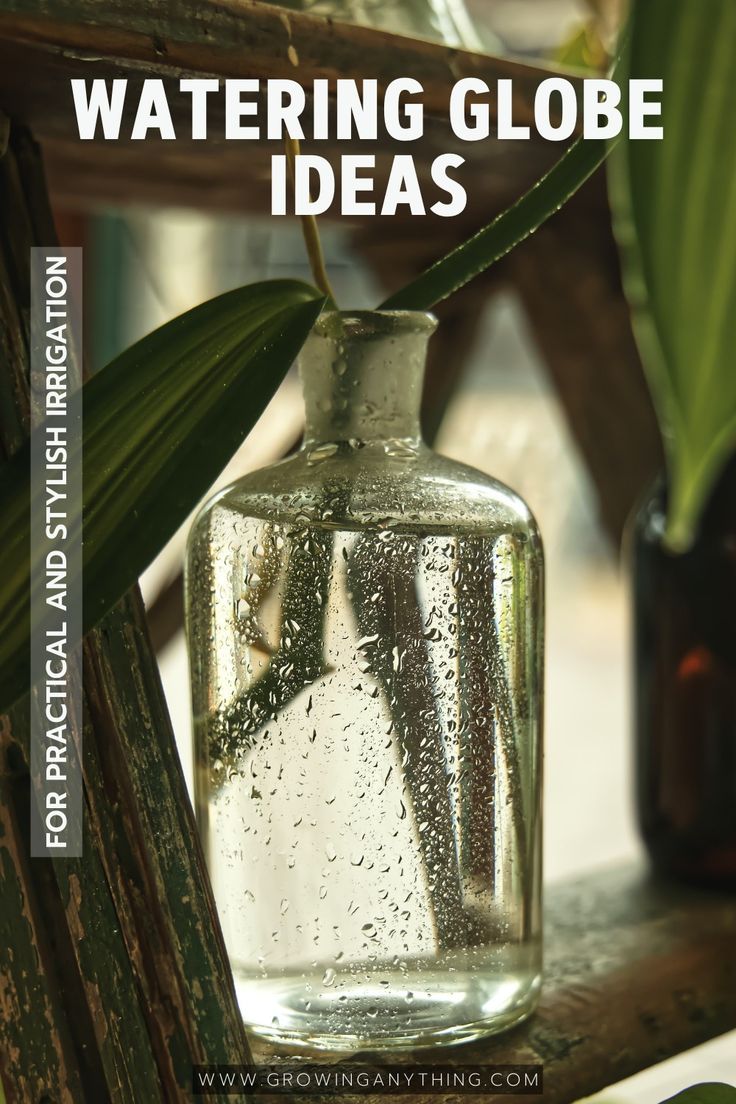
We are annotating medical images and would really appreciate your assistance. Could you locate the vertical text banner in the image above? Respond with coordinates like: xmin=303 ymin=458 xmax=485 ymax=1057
xmin=30 ymin=248 xmax=83 ymax=857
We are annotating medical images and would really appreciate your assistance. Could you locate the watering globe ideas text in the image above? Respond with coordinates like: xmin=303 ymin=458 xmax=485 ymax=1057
xmin=71 ymin=77 xmax=663 ymax=216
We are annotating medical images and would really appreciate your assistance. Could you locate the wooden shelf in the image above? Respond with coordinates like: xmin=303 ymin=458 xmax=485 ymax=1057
xmin=251 ymin=864 xmax=736 ymax=1103
xmin=0 ymin=0 xmax=579 ymax=217
xmin=0 ymin=3 xmax=659 ymax=572
xmin=0 ymin=2 xmax=657 ymax=565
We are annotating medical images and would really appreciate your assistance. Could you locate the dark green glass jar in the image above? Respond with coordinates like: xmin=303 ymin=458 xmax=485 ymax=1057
xmin=634 ymin=453 xmax=736 ymax=887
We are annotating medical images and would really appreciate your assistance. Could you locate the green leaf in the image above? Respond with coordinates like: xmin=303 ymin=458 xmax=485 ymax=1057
xmin=660 ymin=1085 xmax=736 ymax=1104
xmin=609 ymin=0 xmax=736 ymax=551
xmin=0 ymin=278 xmax=324 ymax=713
xmin=380 ymin=135 xmax=609 ymax=310
xmin=555 ymin=22 xmax=609 ymax=74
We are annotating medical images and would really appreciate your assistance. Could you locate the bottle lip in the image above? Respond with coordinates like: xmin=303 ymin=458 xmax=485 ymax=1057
xmin=313 ymin=310 xmax=438 ymax=338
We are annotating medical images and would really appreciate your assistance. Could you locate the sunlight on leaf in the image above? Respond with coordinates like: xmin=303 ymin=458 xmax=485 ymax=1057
xmin=609 ymin=0 xmax=736 ymax=550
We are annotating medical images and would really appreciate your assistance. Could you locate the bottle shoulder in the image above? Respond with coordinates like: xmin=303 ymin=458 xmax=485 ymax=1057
xmin=191 ymin=445 xmax=542 ymax=543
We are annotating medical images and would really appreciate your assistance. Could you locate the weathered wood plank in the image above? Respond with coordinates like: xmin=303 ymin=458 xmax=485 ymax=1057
xmin=0 ymin=0 xmax=566 ymax=118
xmin=0 ymin=120 xmax=251 ymax=1101
xmin=0 ymin=2 xmax=575 ymax=216
xmin=0 ymin=722 xmax=84 ymax=1104
xmin=252 ymin=864 xmax=736 ymax=1103
xmin=83 ymin=591 xmax=249 ymax=1075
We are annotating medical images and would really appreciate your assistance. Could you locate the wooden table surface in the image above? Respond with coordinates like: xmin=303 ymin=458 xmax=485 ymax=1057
xmin=251 ymin=864 xmax=736 ymax=1102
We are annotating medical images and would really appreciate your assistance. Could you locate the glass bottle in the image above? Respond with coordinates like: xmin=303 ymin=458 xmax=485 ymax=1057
xmin=634 ymin=453 xmax=736 ymax=887
xmin=186 ymin=311 xmax=544 ymax=1050
xmin=270 ymin=0 xmax=484 ymax=51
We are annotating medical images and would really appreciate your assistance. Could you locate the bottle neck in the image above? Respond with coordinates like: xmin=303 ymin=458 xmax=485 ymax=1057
xmin=298 ymin=312 xmax=436 ymax=448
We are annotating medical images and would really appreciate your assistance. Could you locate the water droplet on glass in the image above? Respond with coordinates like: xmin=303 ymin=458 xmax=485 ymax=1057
xmin=384 ymin=439 xmax=418 ymax=460
xmin=307 ymin=443 xmax=339 ymax=465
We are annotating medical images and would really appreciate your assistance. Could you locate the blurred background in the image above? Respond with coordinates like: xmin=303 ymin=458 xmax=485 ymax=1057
xmin=38 ymin=0 xmax=733 ymax=1094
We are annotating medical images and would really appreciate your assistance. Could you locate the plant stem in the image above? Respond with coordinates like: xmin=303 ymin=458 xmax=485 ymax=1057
xmin=347 ymin=532 xmax=483 ymax=950
xmin=285 ymin=136 xmax=337 ymax=307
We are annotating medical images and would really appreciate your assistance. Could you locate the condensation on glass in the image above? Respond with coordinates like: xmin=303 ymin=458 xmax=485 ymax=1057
xmin=186 ymin=311 xmax=544 ymax=1049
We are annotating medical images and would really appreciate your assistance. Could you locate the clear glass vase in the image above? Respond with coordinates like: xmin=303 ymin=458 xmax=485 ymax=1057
xmin=186 ymin=311 xmax=544 ymax=1050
